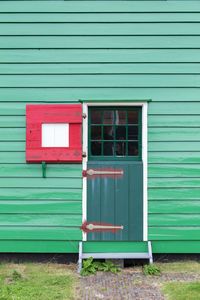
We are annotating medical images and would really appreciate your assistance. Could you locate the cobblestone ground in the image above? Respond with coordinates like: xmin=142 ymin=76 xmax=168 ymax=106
xmin=75 ymin=268 xmax=200 ymax=300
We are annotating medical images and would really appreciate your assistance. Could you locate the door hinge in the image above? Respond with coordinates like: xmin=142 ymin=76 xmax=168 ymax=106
xmin=82 ymin=168 xmax=124 ymax=178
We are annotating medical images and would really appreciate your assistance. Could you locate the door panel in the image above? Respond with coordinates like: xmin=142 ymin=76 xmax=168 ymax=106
xmin=87 ymin=161 xmax=143 ymax=241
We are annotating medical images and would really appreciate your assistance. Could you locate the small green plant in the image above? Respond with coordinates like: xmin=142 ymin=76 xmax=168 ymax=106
xmin=80 ymin=257 xmax=97 ymax=276
xmin=142 ymin=264 xmax=161 ymax=276
xmin=120 ymin=285 xmax=127 ymax=290
xmin=80 ymin=258 xmax=121 ymax=276
xmin=11 ymin=270 xmax=22 ymax=281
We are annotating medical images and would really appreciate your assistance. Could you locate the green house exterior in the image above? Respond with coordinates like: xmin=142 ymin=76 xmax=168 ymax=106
xmin=1 ymin=0 xmax=200 ymax=255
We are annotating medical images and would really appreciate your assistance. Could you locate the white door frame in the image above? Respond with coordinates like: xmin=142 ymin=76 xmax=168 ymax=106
xmin=82 ymin=102 xmax=148 ymax=242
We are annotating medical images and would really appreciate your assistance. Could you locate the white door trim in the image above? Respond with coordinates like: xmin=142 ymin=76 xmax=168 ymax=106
xmin=82 ymin=102 xmax=148 ymax=242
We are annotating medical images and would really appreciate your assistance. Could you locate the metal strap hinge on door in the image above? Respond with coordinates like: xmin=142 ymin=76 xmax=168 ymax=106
xmin=80 ymin=220 xmax=124 ymax=233
xmin=82 ymin=168 xmax=124 ymax=178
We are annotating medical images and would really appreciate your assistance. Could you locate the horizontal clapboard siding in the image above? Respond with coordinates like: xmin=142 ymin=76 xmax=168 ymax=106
xmin=2 ymin=36 xmax=200 ymax=48
xmin=2 ymin=63 xmax=200 ymax=74
xmin=0 ymin=214 xmax=81 ymax=227
xmin=149 ymin=214 xmax=200 ymax=227
xmin=0 ymin=1 xmax=200 ymax=13
xmin=2 ymin=90 xmax=200 ymax=102
xmin=3 ymin=13 xmax=200 ymax=23
xmin=2 ymin=75 xmax=200 ymax=87
xmin=0 ymin=164 xmax=82 ymax=177
xmin=2 ymin=12 xmax=200 ymax=23
xmin=0 ymin=201 xmax=82 ymax=213
xmin=3 ymin=23 xmax=200 ymax=35
xmin=1 ymin=50 xmax=200 ymax=63
xmin=1 ymin=0 xmax=200 ymax=250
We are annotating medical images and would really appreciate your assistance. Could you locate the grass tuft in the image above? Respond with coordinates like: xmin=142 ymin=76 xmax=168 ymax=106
xmin=154 ymin=261 xmax=200 ymax=273
xmin=162 ymin=281 xmax=200 ymax=300
xmin=0 ymin=263 xmax=77 ymax=300
xmin=11 ymin=270 xmax=22 ymax=281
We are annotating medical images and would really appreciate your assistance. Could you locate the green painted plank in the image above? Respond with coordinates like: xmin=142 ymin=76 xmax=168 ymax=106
xmin=2 ymin=13 xmax=200 ymax=23
xmin=148 ymin=164 xmax=200 ymax=178
xmin=149 ymin=188 xmax=200 ymax=200
xmin=0 ymin=214 xmax=81 ymax=227
xmin=0 ymin=116 xmax=25 ymax=127
xmin=148 ymin=152 xmax=200 ymax=164
xmin=0 ymin=102 xmax=80 ymax=115
xmin=149 ymin=141 xmax=200 ymax=152
xmin=0 ymin=240 xmax=78 ymax=253
xmin=83 ymin=241 xmax=148 ymax=253
xmin=2 ymin=75 xmax=200 ymax=88
xmin=1 ymin=1 xmax=200 ymax=13
xmin=149 ymin=128 xmax=200 ymax=141
xmin=129 ymin=162 xmax=143 ymax=241
xmin=1 ymin=49 xmax=200 ymax=63
xmin=3 ymin=63 xmax=200 ymax=75
xmin=0 ymin=128 xmax=25 ymax=141
xmin=149 ymin=214 xmax=200 ymax=226
xmin=0 ymin=152 xmax=25 ymax=163
xmin=0 ymin=200 xmax=81 ymax=213
xmin=149 ymin=178 xmax=200 ymax=188
xmin=149 ymin=102 xmax=200 ymax=114
xmin=0 ymin=189 xmax=82 ymax=200
xmin=87 ymin=168 xmax=101 ymax=241
xmin=152 ymin=241 xmax=200 ymax=254
xmin=0 ymin=164 xmax=82 ymax=178
xmin=2 ymin=89 xmax=200 ymax=102
xmin=0 ymin=226 xmax=81 ymax=240
xmin=0 ymin=240 xmax=199 ymax=254
xmin=101 ymin=169 xmax=116 ymax=241
xmin=0 ymin=178 xmax=82 ymax=189
xmin=149 ymin=227 xmax=200 ymax=240
xmin=0 ymin=103 xmax=26 ymax=115
xmin=148 ymin=115 xmax=200 ymax=127
xmin=87 ymin=161 xmax=120 ymax=241
xmin=3 ymin=23 xmax=200 ymax=35
xmin=149 ymin=200 xmax=200 ymax=213
xmin=1 ymin=36 xmax=200 ymax=49
xmin=115 ymin=164 xmax=129 ymax=241
xmin=0 ymin=142 xmax=25 ymax=151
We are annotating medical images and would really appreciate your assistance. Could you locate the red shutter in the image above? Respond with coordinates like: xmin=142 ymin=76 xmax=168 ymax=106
xmin=26 ymin=105 xmax=82 ymax=163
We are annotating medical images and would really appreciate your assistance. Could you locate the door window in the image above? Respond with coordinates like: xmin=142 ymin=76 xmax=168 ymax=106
xmin=89 ymin=107 xmax=142 ymax=160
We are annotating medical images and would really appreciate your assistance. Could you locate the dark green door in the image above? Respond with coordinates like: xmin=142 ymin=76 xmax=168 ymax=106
xmin=87 ymin=107 xmax=143 ymax=241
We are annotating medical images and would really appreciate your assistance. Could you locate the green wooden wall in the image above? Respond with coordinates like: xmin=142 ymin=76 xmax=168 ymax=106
xmin=0 ymin=0 xmax=200 ymax=253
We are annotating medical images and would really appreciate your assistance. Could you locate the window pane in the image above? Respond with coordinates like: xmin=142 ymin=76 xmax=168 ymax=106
xmin=116 ymin=142 xmax=126 ymax=156
xmin=116 ymin=126 xmax=126 ymax=140
xmin=91 ymin=142 xmax=102 ymax=156
xmin=115 ymin=110 xmax=126 ymax=125
xmin=128 ymin=126 xmax=138 ymax=140
xmin=89 ymin=108 xmax=141 ymax=159
xmin=103 ymin=126 xmax=114 ymax=140
xmin=103 ymin=142 xmax=114 ymax=156
xmin=103 ymin=110 xmax=114 ymax=124
xmin=128 ymin=142 xmax=138 ymax=156
xmin=128 ymin=111 xmax=138 ymax=124
xmin=91 ymin=110 xmax=101 ymax=124
xmin=91 ymin=126 xmax=101 ymax=140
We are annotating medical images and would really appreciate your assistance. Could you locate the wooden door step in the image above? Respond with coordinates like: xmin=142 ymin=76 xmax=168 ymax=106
xmin=78 ymin=241 xmax=153 ymax=273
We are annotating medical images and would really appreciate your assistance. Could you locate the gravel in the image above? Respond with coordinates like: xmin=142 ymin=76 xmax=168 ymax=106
xmin=76 ymin=268 xmax=200 ymax=299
